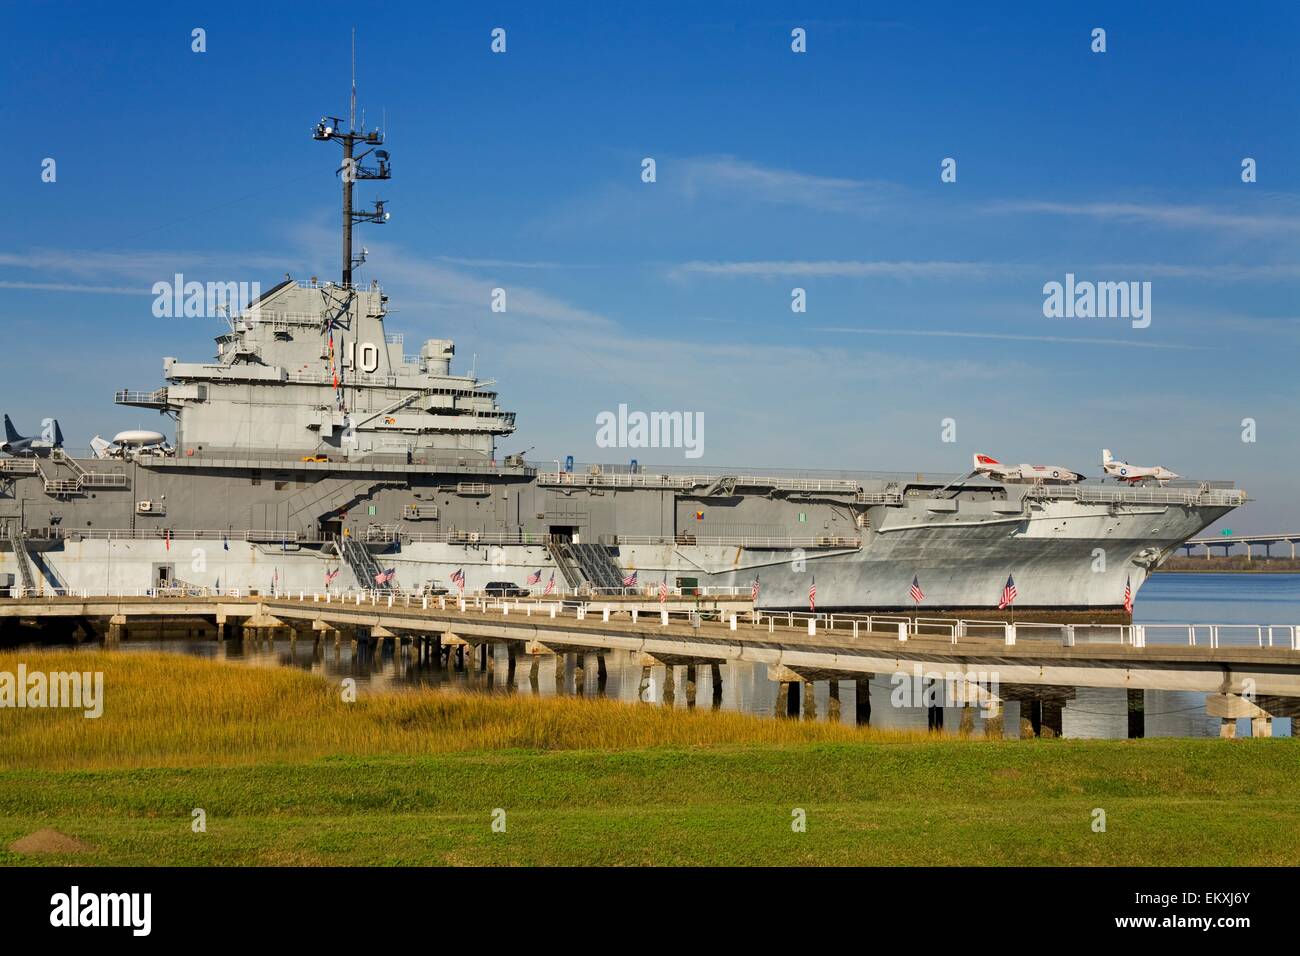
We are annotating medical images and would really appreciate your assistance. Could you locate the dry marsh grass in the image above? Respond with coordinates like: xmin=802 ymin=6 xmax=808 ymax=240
xmin=0 ymin=651 xmax=920 ymax=770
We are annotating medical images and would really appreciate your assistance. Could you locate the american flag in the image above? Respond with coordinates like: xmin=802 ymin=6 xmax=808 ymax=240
xmin=659 ymin=579 xmax=669 ymax=603
xmin=998 ymin=573 xmax=1018 ymax=609
xmin=526 ymin=569 xmax=542 ymax=585
xmin=809 ymin=576 xmax=816 ymax=612
xmin=450 ymin=568 xmax=465 ymax=591
xmin=324 ymin=568 xmax=339 ymax=586
xmin=1123 ymin=576 xmax=1133 ymax=614
xmin=751 ymin=576 xmax=760 ymax=604
xmin=622 ymin=569 xmax=638 ymax=587
xmin=544 ymin=572 xmax=556 ymax=595
xmin=909 ymin=575 xmax=924 ymax=604
xmin=374 ymin=567 xmax=395 ymax=586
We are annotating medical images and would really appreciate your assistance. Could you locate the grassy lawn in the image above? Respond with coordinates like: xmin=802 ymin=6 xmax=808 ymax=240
xmin=0 ymin=652 xmax=1297 ymax=866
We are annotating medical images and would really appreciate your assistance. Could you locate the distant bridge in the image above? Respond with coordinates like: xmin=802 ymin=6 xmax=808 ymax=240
xmin=1181 ymin=532 xmax=1300 ymax=560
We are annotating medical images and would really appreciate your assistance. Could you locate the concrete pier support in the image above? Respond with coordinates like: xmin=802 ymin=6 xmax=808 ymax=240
xmin=638 ymin=665 xmax=653 ymax=702
xmin=663 ymin=665 xmax=676 ymax=706
xmin=685 ymin=664 xmax=697 ymax=709
xmin=827 ymin=680 xmax=841 ymax=722
xmin=574 ymin=653 xmax=586 ymax=695
xmin=1127 ymin=689 xmax=1145 ymax=739
xmin=1041 ymin=700 xmax=1063 ymax=739
xmin=855 ymin=677 xmax=871 ymax=725
xmin=107 ymin=614 xmax=126 ymax=645
xmin=528 ymin=653 xmax=540 ymax=691
xmin=775 ymin=680 xmax=790 ymax=718
xmin=1019 ymin=699 xmax=1042 ymax=738
xmin=554 ymin=654 xmax=565 ymax=694
xmin=802 ymin=680 xmax=816 ymax=720
xmin=1207 ymin=692 xmax=1277 ymax=739
xmin=958 ymin=705 xmax=974 ymax=736
xmin=926 ymin=679 xmax=944 ymax=732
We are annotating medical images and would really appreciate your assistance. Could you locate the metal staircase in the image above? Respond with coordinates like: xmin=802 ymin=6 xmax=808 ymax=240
xmin=546 ymin=541 xmax=584 ymax=589
xmin=568 ymin=542 xmax=626 ymax=590
xmin=6 ymin=525 xmax=37 ymax=593
xmin=27 ymin=550 xmax=66 ymax=592
xmin=337 ymin=534 xmax=390 ymax=590
xmin=35 ymin=452 xmax=127 ymax=497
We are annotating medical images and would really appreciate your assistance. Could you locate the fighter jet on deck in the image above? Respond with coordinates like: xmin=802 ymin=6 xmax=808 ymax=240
xmin=2 ymin=415 xmax=64 ymax=458
xmin=1102 ymin=449 xmax=1179 ymax=485
xmin=972 ymin=453 xmax=1084 ymax=484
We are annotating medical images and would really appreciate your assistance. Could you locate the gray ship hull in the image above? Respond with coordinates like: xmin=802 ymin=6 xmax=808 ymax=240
xmin=2 ymin=462 xmax=1240 ymax=611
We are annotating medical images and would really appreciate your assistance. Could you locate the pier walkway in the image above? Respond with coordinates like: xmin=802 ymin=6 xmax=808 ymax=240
xmin=4 ymin=590 xmax=1300 ymax=737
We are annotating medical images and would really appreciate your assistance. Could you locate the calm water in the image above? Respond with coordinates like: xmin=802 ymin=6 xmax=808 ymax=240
xmin=33 ymin=572 xmax=1300 ymax=739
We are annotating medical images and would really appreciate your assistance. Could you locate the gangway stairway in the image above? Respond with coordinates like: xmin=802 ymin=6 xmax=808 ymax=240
xmin=568 ymin=542 xmax=627 ymax=591
xmin=546 ymin=541 xmax=584 ymax=589
xmin=6 ymin=525 xmax=38 ymax=593
xmin=27 ymin=550 xmax=66 ymax=593
xmin=337 ymin=534 xmax=391 ymax=590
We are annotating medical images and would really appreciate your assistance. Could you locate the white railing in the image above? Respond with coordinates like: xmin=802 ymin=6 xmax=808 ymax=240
xmin=1028 ymin=485 xmax=1248 ymax=507
xmin=59 ymin=529 xmax=301 ymax=542
xmin=603 ymin=534 xmax=861 ymax=549
xmin=536 ymin=472 xmax=862 ymax=493
xmin=5 ymin=587 xmax=1296 ymax=652
xmin=114 ymin=388 xmax=169 ymax=406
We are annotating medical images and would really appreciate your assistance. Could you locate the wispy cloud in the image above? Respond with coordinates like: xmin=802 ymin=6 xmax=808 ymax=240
xmin=677 ymin=155 xmax=898 ymax=212
xmin=813 ymin=326 xmax=1208 ymax=350
xmin=987 ymin=199 xmax=1300 ymax=236
xmin=433 ymin=255 xmax=602 ymax=271
xmin=671 ymin=259 xmax=1013 ymax=280
xmin=0 ymin=280 xmax=140 ymax=295
xmin=0 ymin=249 xmax=303 ymax=283
xmin=672 ymin=258 xmax=1300 ymax=282
xmin=1097 ymin=262 xmax=1300 ymax=280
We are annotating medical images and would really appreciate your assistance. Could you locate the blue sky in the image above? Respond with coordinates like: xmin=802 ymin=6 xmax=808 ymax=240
xmin=2 ymin=1 xmax=1297 ymax=531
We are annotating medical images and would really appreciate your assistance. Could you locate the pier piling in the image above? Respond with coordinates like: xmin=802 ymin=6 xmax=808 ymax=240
xmin=855 ymin=677 xmax=871 ymax=725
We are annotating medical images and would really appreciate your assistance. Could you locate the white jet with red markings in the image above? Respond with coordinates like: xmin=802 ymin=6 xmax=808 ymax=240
xmin=1102 ymin=449 xmax=1179 ymax=485
xmin=972 ymin=453 xmax=1084 ymax=484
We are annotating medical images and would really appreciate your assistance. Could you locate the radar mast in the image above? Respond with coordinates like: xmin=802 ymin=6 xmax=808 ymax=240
xmin=312 ymin=28 xmax=392 ymax=289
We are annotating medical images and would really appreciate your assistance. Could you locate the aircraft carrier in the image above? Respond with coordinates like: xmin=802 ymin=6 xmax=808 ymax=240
xmin=0 ymin=107 xmax=1248 ymax=611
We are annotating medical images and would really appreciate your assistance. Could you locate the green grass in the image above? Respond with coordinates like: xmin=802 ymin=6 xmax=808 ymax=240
xmin=1 ymin=652 xmax=1297 ymax=866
